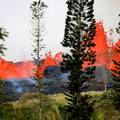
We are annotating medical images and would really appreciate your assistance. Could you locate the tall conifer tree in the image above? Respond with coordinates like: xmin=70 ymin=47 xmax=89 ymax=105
xmin=61 ymin=0 xmax=96 ymax=119
xmin=111 ymin=44 xmax=120 ymax=82
xmin=30 ymin=0 xmax=47 ymax=80
xmin=112 ymin=15 xmax=120 ymax=83
xmin=0 ymin=27 xmax=9 ymax=104
xmin=111 ymin=15 xmax=120 ymax=110
xmin=0 ymin=27 xmax=8 ymax=57
xmin=30 ymin=1 xmax=47 ymax=119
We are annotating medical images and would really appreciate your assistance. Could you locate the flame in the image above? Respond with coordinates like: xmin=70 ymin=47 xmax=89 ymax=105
xmin=0 ymin=22 xmax=119 ymax=80
xmin=38 ymin=52 xmax=63 ymax=78
xmin=93 ymin=22 xmax=110 ymax=68
xmin=0 ymin=52 xmax=63 ymax=79
xmin=93 ymin=22 xmax=120 ymax=69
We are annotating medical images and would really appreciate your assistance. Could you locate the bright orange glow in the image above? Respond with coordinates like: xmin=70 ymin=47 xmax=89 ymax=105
xmin=0 ymin=22 xmax=119 ymax=80
xmin=0 ymin=52 xmax=62 ymax=79
xmin=93 ymin=22 xmax=110 ymax=68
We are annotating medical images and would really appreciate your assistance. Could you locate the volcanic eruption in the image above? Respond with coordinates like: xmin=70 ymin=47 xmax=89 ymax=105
xmin=0 ymin=22 xmax=119 ymax=80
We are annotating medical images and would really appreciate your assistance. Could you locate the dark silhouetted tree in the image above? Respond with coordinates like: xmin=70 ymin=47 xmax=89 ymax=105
xmin=0 ymin=27 xmax=10 ymax=104
xmin=111 ymin=44 xmax=120 ymax=83
xmin=0 ymin=27 xmax=8 ymax=57
xmin=30 ymin=1 xmax=47 ymax=119
xmin=61 ymin=0 xmax=96 ymax=119
xmin=111 ymin=15 xmax=120 ymax=110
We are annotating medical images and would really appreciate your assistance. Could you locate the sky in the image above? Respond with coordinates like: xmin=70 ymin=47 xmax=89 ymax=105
xmin=0 ymin=0 xmax=120 ymax=62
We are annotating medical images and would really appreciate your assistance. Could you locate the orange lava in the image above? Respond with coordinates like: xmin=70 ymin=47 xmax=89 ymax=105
xmin=0 ymin=22 xmax=119 ymax=80
xmin=93 ymin=21 xmax=111 ymax=68
xmin=0 ymin=52 xmax=62 ymax=79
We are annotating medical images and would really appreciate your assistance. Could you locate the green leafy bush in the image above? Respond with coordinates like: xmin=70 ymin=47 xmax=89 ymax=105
xmin=90 ymin=90 xmax=120 ymax=120
xmin=0 ymin=79 xmax=11 ymax=105
xmin=0 ymin=103 xmax=15 ymax=120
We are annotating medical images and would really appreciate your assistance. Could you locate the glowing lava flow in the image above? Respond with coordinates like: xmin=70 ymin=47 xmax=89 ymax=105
xmin=93 ymin=22 xmax=110 ymax=68
xmin=0 ymin=22 xmax=119 ymax=80
xmin=93 ymin=22 xmax=120 ymax=69
xmin=0 ymin=52 xmax=63 ymax=79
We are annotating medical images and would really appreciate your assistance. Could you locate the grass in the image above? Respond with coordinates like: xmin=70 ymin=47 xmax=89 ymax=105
xmin=0 ymin=91 xmax=120 ymax=120
xmin=90 ymin=90 xmax=120 ymax=120
xmin=12 ymin=92 xmax=65 ymax=120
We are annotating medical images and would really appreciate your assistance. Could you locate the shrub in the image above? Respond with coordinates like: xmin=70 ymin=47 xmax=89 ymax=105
xmin=0 ymin=103 xmax=15 ymax=120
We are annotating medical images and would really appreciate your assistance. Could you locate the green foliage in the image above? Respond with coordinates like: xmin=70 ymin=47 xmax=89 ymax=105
xmin=111 ymin=17 xmax=120 ymax=81
xmin=91 ymin=90 xmax=120 ymax=120
xmin=61 ymin=0 xmax=96 ymax=119
xmin=111 ymin=84 xmax=120 ymax=110
xmin=30 ymin=0 xmax=47 ymax=74
xmin=13 ymin=93 xmax=64 ymax=120
xmin=0 ymin=92 xmax=120 ymax=120
xmin=111 ymin=14 xmax=120 ymax=111
xmin=0 ymin=79 xmax=11 ymax=105
xmin=30 ymin=1 xmax=47 ymax=119
xmin=64 ymin=94 xmax=94 ymax=120
xmin=111 ymin=37 xmax=120 ymax=84
xmin=0 ymin=27 xmax=9 ymax=104
xmin=58 ymin=104 xmax=67 ymax=120
xmin=15 ymin=107 xmax=37 ymax=120
xmin=0 ymin=103 xmax=15 ymax=120
xmin=0 ymin=27 xmax=8 ymax=57
xmin=0 ymin=79 xmax=3 ymax=93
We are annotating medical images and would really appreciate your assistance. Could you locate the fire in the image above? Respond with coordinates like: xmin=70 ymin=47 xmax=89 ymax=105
xmin=93 ymin=21 xmax=110 ymax=67
xmin=0 ymin=52 xmax=63 ymax=79
xmin=38 ymin=52 xmax=63 ymax=78
xmin=93 ymin=22 xmax=120 ymax=69
xmin=0 ymin=22 xmax=119 ymax=80
xmin=111 ymin=40 xmax=120 ymax=69
xmin=0 ymin=59 xmax=34 ymax=79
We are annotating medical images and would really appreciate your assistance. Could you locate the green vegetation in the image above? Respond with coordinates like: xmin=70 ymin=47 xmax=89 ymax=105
xmin=0 ymin=27 xmax=10 ymax=105
xmin=111 ymin=14 xmax=120 ymax=111
xmin=0 ymin=91 xmax=120 ymax=120
xmin=61 ymin=0 xmax=96 ymax=119
xmin=30 ymin=1 xmax=47 ymax=119
xmin=90 ymin=90 xmax=120 ymax=120
xmin=0 ymin=27 xmax=8 ymax=57
xmin=0 ymin=80 xmax=11 ymax=105
xmin=0 ymin=1 xmax=120 ymax=120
